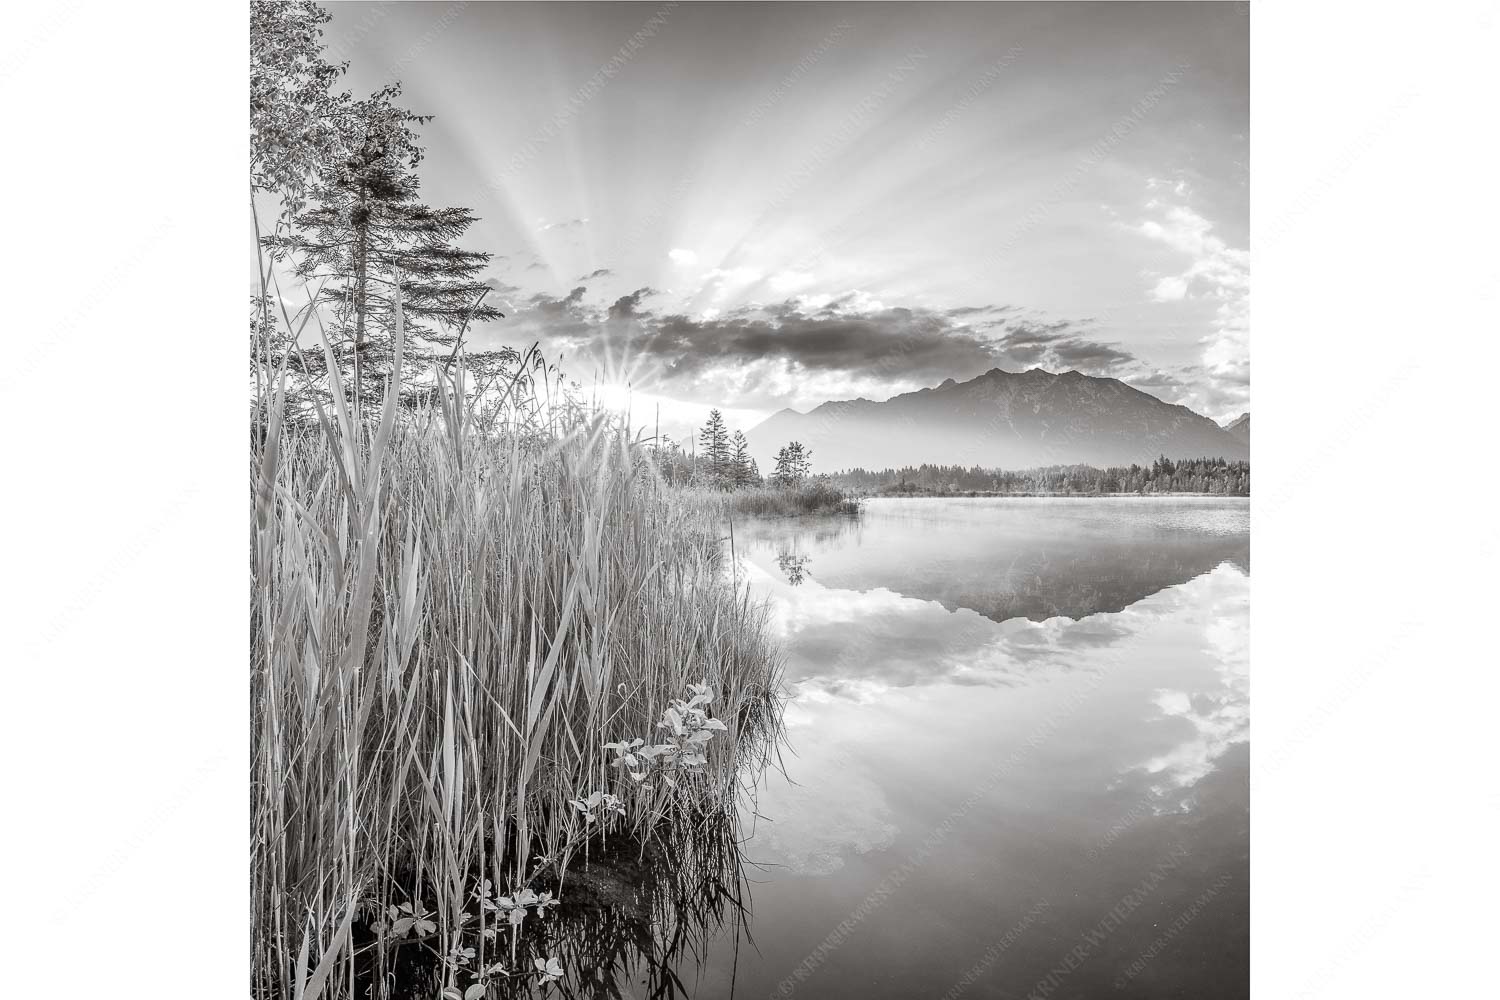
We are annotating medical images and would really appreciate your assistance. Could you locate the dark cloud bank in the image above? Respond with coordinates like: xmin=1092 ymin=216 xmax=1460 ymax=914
xmin=476 ymin=281 xmax=1183 ymax=412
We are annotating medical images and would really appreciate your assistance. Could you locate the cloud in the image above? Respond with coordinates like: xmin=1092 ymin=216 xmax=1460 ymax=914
xmin=1125 ymin=368 xmax=1188 ymax=392
xmin=477 ymin=283 xmax=1137 ymax=412
xmin=991 ymin=320 xmax=1137 ymax=372
xmin=609 ymin=300 xmax=1127 ymax=408
xmin=1136 ymin=189 xmax=1250 ymax=419
xmin=536 ymin=217 xmax=589 ymax=232
xmin=531 ymin=286 xmax=587 ymax=314
xmin=607 ymin=286 xmax=657 ymax=320
xmin=699 ymin=265 xmax=765 ymax=302
xmin=1138 ymin=205 xmax=1249 ymax=299
xmin=579 ymin=267 xmax=613 ymax=280
xmin=1148 ymin=275 xmax=1189 ymax=302
xmin=945 ymin=304 xmax=1016 ymax=318
xmin=481 ymin=277 xmax=524 ymax=312
xmin=668 ymin=247 xmax=698 ymax=267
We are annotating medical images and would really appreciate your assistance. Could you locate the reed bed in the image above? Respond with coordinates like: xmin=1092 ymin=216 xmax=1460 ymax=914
xmin=719 ymin=480 xmax=861 ymax=518
xmin=251 ymin=325 xmax=782 ymax=998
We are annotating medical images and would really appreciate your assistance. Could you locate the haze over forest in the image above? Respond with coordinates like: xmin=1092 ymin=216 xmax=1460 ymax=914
xmin=746 ymin=366 xmax=1248 ymax=472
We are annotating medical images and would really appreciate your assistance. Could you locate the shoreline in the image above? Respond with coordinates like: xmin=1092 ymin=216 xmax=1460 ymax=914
xmin=857 ymin=491 xmax=1249 ymax=500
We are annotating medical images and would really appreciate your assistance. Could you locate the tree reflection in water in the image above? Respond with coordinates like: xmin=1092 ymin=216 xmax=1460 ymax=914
xmin=775 ymin=550 xmax=811 ymax=586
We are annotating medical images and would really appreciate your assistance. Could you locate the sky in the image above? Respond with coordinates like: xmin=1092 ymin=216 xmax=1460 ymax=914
xmin=312 ymin=1 xmax=1249 ymax=437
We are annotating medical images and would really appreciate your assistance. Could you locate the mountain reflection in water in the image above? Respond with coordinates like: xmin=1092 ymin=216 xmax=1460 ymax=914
xmin=739 ymin=496 xmax=1248 ymax=623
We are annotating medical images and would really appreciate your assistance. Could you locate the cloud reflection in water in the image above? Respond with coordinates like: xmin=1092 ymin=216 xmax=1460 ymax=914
xmin=736 ymin=500 xmax=1250 ymax=875
xmin=741 ymin=574 xmax=1248 ymax=869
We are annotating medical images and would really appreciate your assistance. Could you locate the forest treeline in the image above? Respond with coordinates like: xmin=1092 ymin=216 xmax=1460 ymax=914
xmin=650 ymin=408 xmax=815 ymax=489
xmin=831 ymin=456 xmax=1250 ymax=496
xmin=649 ymin=410 xmax=857 ymax=514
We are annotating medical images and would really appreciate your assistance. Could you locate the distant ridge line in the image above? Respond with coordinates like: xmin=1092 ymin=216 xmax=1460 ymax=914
xmin=746 ymin=367 xmax=1248 ymax=471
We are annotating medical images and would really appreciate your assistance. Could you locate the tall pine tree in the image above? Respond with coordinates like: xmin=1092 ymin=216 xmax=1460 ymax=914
xmin=699 ymin=409 xmax=731 ymax=487
xmin=730 ymin=430 xmax=755 ymax=487
xmin=261 ymin=81 xmax=505 ymax=411
xmin=772 ymin=441 xmax=812 ymax=487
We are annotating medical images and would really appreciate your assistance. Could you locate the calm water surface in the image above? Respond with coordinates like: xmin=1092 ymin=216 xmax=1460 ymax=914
xmin=664 ymin=497 xmax=1251 ymax=1000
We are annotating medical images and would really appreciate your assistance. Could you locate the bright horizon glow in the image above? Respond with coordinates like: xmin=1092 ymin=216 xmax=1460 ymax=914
xmin=589 ymin=382 xmax=766 ymax=444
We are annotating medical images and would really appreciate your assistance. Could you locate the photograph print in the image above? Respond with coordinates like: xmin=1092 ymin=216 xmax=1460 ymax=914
xmin=250 ymin=3 xmax=1250 ymax=998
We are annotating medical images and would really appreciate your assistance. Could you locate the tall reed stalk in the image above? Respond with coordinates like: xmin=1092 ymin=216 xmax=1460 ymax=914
xmin=250 ymin=301 xmax=781 ymax=999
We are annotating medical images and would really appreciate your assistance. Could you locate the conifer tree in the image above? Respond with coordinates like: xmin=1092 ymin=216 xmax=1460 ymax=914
xmin=699 ymin=409 xmax=731 ymax=487
xmin=772 ymin=441 xmax=812 ymax=487
xmin=730 ymin=431 xmax=754 ymax=488
xmin=260 ymin=77 xmax=505 ymax=411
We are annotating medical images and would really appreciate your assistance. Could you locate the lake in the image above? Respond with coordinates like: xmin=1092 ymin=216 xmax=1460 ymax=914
xmin=674 ymin=496 xmax=1251 ymax=999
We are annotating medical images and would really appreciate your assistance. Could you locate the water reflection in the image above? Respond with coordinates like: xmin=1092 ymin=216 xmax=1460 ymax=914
xmin=358 ymin=809 xmax=755 ymax=1000
xmin=525 ymin=500 xmax=1251 ymax=999
xmin=1132 ymin=571 xmax=1250 ymax=813
xmin=705 ymin=497 xmax=1250 ymax=999
xmin=740 ymin=497 xmax=1249 ymax=623
xmin=774 ymin=550 xmax=812 ymax=586
xmin=739 ymin=554 xmax=1231 ymax=693
xmin=538 ymin=814 xmax=750 ymax=1000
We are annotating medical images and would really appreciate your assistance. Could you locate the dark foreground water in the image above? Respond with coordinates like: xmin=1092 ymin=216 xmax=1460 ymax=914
xmin=605 ymin=497 xmax=1249 ymax=999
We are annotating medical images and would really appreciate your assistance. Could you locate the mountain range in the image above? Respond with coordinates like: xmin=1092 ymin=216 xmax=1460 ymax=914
xmin=746 ymin=367 xmax=1249 ymax=473
xmin=1221 ymin=411 xmax=1250 ymax=444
